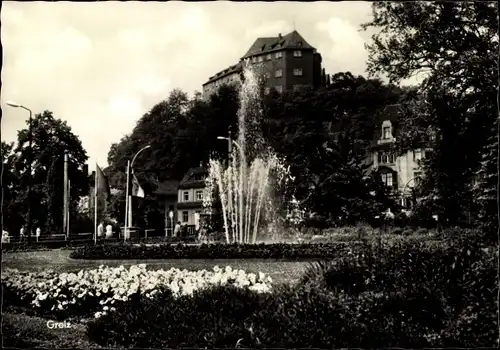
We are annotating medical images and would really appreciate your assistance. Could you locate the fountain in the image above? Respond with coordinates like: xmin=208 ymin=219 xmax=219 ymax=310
xmin=204 ymin=65 xmax=299 ymax=244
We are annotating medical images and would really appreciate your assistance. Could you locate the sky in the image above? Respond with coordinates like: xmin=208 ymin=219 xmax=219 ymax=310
xmin=1 ymin=1 xmax=403 ymax=172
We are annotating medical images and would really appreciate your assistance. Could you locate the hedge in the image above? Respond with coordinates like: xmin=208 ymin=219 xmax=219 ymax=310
xmin=86 ymin=241 xmax=498 ymax=348
xmin=70 ymin=242 xmax=366 ymax=260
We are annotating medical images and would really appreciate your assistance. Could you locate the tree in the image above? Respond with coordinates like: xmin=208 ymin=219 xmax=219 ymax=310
xmin=262 ymin=72 xmax=401 ymax=225
xmin=362 ymin=1 xmax=498 ymax=226
xmin=1 ymin=141 xmax=24 ymax=234
xmin=474 ymin=120 xmax=499 ymax=240
xmin=105 ymin=86 xmax=240 ymax=228
xmin=11 ymin=111 xmax=89 ymax=233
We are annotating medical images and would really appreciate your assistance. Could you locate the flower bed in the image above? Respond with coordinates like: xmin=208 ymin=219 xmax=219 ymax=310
xmin=70 ymin=242 xmax=364 ymax=260
xmin=1 ymin=264 xmax=273 ymax=320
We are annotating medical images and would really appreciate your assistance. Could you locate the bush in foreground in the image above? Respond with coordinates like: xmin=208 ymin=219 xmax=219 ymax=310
xmin=85 ymin=241 xmax=498 ymax=348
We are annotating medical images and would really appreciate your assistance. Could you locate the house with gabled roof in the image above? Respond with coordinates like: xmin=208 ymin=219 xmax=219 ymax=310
xmin=177 ymin=166 xmax=211 ymax=227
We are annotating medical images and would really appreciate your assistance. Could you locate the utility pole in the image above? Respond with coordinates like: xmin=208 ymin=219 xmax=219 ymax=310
xmin=63 ymin=151 xmax=68 ymax=235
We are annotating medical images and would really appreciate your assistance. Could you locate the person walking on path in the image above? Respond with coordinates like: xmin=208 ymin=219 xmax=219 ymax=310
xmin=105 ymin=223 xmax=113 ymax=239
xmin=174 ymin=221 xmax=181 ymax=237
xmin=97 ymin=222 xmax=104 ymax=240
xmin=20 ymin=226 xmax=25 ymax=242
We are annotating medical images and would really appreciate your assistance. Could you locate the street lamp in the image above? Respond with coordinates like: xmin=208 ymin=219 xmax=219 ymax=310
xmin=5 ymin=101 xmax=33 ymax=246
xmin=131 ymin=145 xmax=151 ymax=169
xmin=217 ymin=136 xmax=241 ymax=151
xmin=126 ymin=145 xmax=151 ymax=232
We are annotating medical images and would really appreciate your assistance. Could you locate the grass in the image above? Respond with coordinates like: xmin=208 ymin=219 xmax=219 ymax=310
xmin=2 ymin=248 xmax=309 ymax=285
xmin=2 ymin=311 xmax=102 ymax=349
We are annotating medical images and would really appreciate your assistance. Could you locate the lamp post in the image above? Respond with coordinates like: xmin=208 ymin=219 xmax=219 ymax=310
xmin=6 ymin=101 xmax=33 ymax=246
xmin=401 ymin=176 xmax=421 ymax=209
xmin=127 ymin=145 xmax=151 ymax=231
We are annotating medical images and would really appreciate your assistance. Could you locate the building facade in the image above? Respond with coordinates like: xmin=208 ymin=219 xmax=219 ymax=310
xmin=202 ymin=30 xmax=323 ymax=99
xmin=177 ymin=166 xmax=210 ymax=227
xmin=202 ymin=63 xmax=243 ymax=100
xmin=370 ymin=105 xmax=433 ymax=208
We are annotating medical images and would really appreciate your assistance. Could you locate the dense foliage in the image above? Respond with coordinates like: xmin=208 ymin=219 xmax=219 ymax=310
xmin=83 ymin=241 xmax=497 ymax=348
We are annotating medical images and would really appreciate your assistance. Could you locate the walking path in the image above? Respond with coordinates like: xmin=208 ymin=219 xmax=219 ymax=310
xmin=2 ymin=249 xmax=309 ymax=285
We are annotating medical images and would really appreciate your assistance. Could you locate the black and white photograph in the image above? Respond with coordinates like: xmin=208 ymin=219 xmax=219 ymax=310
xmin=1 ymin=1 xmax=499 ymax=348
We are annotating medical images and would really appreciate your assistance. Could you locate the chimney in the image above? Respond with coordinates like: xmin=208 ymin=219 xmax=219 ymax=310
xmin=278 ymin=33 xmax=282 ymax=40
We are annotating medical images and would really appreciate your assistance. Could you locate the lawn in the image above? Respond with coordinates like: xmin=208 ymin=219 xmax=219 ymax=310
xmin=2 ymin=248 xmax=310 ymax=285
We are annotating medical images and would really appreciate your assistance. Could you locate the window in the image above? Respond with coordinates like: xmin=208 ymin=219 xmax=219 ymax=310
xmin=293 ymin=68 xmax=303 ymax=76
xmin=266 ymin=54 xmax=272 ymax=60
xmin=182 ymin=211 xmax=189 ymax=223
xmin=264 ymin=87 xmax=271 ymax=95
xmin=414 ymin=149 xmax=422 ymax=161
xmin=196 ymin=190 xmax=203 ymax=201
xmin=293 ymin=50 xmax=302 ymax=57
xmin=378 ymin=151 xmax=395 ymax=164
xmin=275 ymin=86 xmax=283 ymax=93
xmin=252 ymin=57 xmax=257 ymax=63
xmin=275 ymin=69 xmax=283 ymax=78
xmin=293 ymin=85 xmax=302 ymax=92
xmin=264 ymin=72 xmax=271 ymax=79
xmin=383 ymin=126 xmax=391 ymax=139
xmin=381 ymin=173 xmax=393 ymax=187
xmin=258 ymin=56 xmax=263 ymax=62
xmin=183 ymin=191 xmax=189 ymax=201
xmin=275 ymin=51 xmax=283 ymax=59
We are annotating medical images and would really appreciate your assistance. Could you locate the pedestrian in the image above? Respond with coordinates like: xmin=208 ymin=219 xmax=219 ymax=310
xmin=105 ymin=223 xmax=113 ymax=239
xmin=97 ymin=222 xmax=104 ymax=239
xmin=2 ymin=230 xmax=10 ymax=243
xmin=20 ymin=226 xmax=25 ymax=242
xmin=36 ymin=227 xmax=41 ymax=241
xmin=174 ymin=221 xmax=181 ymax=237
xmin=382 ymin=208 xmax=395 ymax=234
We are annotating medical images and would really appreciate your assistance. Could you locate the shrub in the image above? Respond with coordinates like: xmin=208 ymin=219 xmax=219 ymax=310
xmin=296 ymin=240 xmax=498 ymax=347
xmin=87 ymin=283 xmax=465 ymax=348
xmin=70 ymin=242 xmax=360 ymax=260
